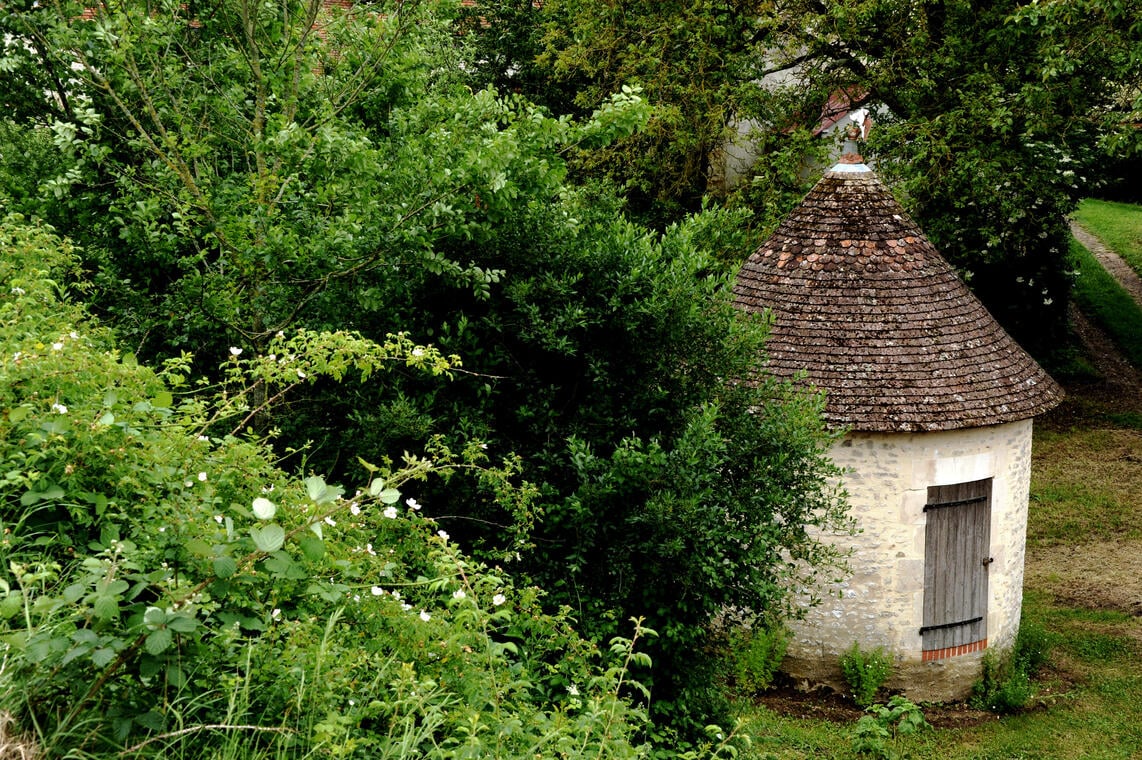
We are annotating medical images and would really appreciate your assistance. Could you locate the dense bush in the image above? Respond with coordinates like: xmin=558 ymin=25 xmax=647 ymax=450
xmin=0 ymin=0 xmax=851 ymax=742
xmin=0 ymin=214 xmax=670 ymax=758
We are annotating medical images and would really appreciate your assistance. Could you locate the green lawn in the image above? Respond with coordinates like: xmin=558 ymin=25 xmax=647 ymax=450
xmin=1074 ymin=199 xmax=1142 ymax=278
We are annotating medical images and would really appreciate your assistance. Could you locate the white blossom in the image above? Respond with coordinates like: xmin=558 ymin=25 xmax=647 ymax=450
xmin=50 ymin=402 xmax=68 ymax=414
xmin=437 ymin=529 xmax=449 ymax=543
xmin=371 ymin=586 xmax=385 ymax=596
xmin=252 ymin=497 xmax=276 ymax=521
xmin=406 ymin=497 xmax=421 ymax=510
xmin=197 ymin=472 xmax=208 ymax=482
xmin=229 ymin=347 xmax=243 ymax=357
xmin=419 ymin=610 xmax=431 ymax=622
xmin=383 ymin=506 xmax=398 ymax=519
xmin=492 ymin=593 xmax=507 ymax=607
xmin=452 ymin=589 xmax=466 ymax=600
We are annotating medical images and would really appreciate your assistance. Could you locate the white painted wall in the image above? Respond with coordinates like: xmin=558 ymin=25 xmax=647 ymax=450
xmin=782 ymin=419 xmax=1035 ymax=701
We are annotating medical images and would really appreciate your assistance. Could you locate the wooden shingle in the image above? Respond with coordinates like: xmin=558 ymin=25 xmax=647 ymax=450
xmin=733 ymin=163 xmax=1063 ymax=432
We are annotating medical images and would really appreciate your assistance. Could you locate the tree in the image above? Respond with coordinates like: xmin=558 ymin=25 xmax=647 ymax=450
xmin=525 ymin=0 xmax=1140 ymax=347
xmin=0 ymin=0 xmax=643 ymax=359
xmin=336 ymin=186 xmax=851 ymax=733
xmin=0 ymin=0 xmax=850 ymax=740
xmin=529 ymin=0 xmax=825 ymax=229
xmin=769 ymin=0 xmax=1136 ymax=346
xmin=1012 ymin=0 xmax=1142 ymax=200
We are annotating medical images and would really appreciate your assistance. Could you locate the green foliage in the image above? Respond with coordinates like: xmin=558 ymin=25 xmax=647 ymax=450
xmin=0 ymin=0 xmax=650 ymax=360
xmin=531 ymin=0 xmax=1139 ymax=345
xmin=360 ymin=187 xmax=853 ymax=738
xmin=970 ymin=622 xmax=1052 ymax=714
xmin=535 ymin=0 xmax=819 ymax=227
xmin=840 ymin=643 xmax=893 ymax=708
xmin=0 ymin=0 xmax=851 ymax=744
xmin=0 ymin=214 xmax=655 ymax=758
xmin=1010 ymin=0 xmax=1142 ymax=161
xmin=726 ymin=620 xmax=790 ymax=697
xmin=970 ymin=651 xmax=1033 ymax=714
xmin=770 ymin=0 xmax=1129 ymax=346
xmin=851 ymin=696 xmax=928 ymax=760
xmin=1013 ymin=620 xmax=1053 ymax=676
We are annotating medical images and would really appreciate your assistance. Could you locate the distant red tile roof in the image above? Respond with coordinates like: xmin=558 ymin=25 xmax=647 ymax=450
xmin=733 ymin=163 xmax=1063 ymax=432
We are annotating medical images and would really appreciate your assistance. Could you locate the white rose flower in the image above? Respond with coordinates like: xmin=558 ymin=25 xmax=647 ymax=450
xmin=251 ymin=497 xmax=276 ymax=521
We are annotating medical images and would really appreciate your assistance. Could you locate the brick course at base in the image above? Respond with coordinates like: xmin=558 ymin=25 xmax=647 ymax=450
xmin=922 ymin=638 xmax=988 ymax=662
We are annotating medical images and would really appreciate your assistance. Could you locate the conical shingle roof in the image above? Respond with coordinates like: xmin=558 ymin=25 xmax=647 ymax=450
xmin=733 ymin=161 xmax=1063 ymax=432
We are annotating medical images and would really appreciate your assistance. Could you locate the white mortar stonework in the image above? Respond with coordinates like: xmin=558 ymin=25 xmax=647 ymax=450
xmin=783 ymin=419 xmax=1034 ymax=702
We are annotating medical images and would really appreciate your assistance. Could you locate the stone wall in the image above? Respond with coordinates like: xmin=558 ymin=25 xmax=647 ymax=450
xmin=782 ymin=419 xmax=1034 ymax=702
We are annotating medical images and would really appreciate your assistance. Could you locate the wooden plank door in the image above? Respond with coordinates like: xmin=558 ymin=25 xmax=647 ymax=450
xmin=921 ymin=478 xmax=992 ymax=653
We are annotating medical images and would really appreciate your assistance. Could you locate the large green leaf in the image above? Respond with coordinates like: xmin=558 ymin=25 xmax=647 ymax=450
xmin=144 ymin=628 xmax=173 ymax=656
xmin=213 ymin=555 xmax=238 ymax=578
xmin=250 ymin=523 xmax=286 ymax=553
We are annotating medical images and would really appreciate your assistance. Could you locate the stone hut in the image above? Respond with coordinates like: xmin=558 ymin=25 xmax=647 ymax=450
xmin=732 ymin=148 xmax=1063 ymax=700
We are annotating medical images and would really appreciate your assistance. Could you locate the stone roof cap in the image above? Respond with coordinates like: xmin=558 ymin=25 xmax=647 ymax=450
xmin=732 ymin=163 xmax=1063 ymax=432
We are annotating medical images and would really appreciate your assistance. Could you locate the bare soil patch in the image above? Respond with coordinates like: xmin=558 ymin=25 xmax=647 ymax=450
xmin=1030 ymin=292 xmax=1142 ymax=623
xmin=1067 ymin=309 xmax=1142 ymax=402
xmin=1025 ymin=539 xmax=1142 ymax=622
xmin=758 ymin=692 xmax=995 ymax=729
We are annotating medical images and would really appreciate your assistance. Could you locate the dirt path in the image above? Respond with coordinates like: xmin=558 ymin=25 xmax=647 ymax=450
xmin=1057 ymin=220 xmax=1142 ymax=408
xmin=1069 ymin=220 xmax=1142 ymax=306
